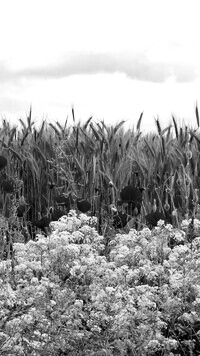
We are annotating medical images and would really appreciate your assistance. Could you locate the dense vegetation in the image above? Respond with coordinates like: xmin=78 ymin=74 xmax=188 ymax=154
xmin=0 ymin=106 xmax=200 ymax=240
xmin=1 ymin=106 xmax=200 ymax=354
xmin=1 ymin=211 xmax=200 ymax=355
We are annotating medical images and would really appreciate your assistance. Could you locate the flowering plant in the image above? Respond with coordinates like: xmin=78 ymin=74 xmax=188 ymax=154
xmin=1 ymin=213 xmax=200 ymax=355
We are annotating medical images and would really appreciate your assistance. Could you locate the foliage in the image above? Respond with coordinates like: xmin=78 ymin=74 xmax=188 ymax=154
xmin=1 ymin=211 xmax=200 ymax=355
xmin=0 ymin=107 xmax=200 ymax=238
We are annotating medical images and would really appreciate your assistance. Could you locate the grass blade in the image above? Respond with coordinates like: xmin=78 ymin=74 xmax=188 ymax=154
xmin=195 ymin=102 xmax=199 ymax=128
xmin=72 ymin=106 xmax=75 ymax=122
xmin=172 ymin=115 xmax=178 ymax=140
xmin=136 ymin=112 xmax=143 ymax=131
xmin=155 ymin=117 xmax=161 ymax=136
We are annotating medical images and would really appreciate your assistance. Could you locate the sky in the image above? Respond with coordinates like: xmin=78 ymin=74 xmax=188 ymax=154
xmin=0 ymin=0 xmax=200 ymax=132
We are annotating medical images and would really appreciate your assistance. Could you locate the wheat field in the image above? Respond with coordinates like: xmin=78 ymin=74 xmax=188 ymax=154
xmin=0 ymin=105 xmax=200 ymax=252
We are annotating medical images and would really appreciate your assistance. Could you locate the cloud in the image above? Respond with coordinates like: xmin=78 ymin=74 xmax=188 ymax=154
xmin=0 ymin=61 xmax=15 ymax=82
xmin=17 ymin=51 xmax=172 ymax=82
xmin=0 ymin=51 xmax=199 ymax=84
xmin=172 ymin=63 xmax=197 ymax=83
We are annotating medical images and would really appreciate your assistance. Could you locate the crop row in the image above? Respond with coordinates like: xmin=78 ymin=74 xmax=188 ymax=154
xmin=0 ymin=106 xmax=200 ymax=248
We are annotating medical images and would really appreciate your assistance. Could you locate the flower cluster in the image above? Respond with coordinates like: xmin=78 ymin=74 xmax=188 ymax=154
xmin=181 ymin=218 xmax=200 ymax=236
xmin=1 ymin=213 xmax=200 ymax=355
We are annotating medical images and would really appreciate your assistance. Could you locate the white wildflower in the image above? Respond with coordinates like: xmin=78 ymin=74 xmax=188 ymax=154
xmin=147 ymin=339 xmax=160 ymax=349
xmin=50 ymin=300 xmax=56 ymax=306
xmin=68 ymin=210 xmax=77 ymax=217
xmin=157 ymin=219 xmax=165 ymax=227
xmin=165 ymin=224 xmax=173 ymax=231
xmin=89 ymin=216 xmax=98 ymax=225
xmin=74 ymin=299 xmax=83 ymax=308
xmin=79 ymin=213 xmax=89 ymax=224
xmin=40 ymin=277 xmax=49 ymax=286
xmin=164 ymin=338 xmax=178 ymax=350
xmin=31 ymin=277 xmax=39 ymax=285
xmin=23 ymin=314 xmax=33 ymax=324
xmin=173 ymin=230 xmax=185 ymax=243
xmin=105 ymin=286 xmax=115 ymax=294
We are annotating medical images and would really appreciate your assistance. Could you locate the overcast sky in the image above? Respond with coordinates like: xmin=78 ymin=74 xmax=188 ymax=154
xmin=1 ymin=0 xmax=200 ymax=131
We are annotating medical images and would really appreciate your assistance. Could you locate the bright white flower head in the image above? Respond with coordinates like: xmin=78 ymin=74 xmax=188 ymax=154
xmin=74 ymin=299 xmax=83 ymax=308
xmin=157 ymin=219 xmax=165 ymax=227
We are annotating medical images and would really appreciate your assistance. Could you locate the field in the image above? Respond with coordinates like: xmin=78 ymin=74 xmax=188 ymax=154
xmin=1 ymin=107 xmax=200 ymax=355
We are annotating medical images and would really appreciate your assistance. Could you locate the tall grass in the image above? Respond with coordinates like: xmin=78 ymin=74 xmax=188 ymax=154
xmin=0 ymin=105 xmax=200 ymax=247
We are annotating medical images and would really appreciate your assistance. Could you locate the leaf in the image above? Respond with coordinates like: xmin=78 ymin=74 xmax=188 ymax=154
xmin=21 ymin=130 xmax=30 ymax=146
xmin=49 ymin=123 xmax=61 ymax=138
xmin=172 ymin=115 xmax=178 ymax=140
xmin=125 ymin=139 xmax=130 ymax=151
xmin=24 ymin=154 xmax=40 ymax=181
xmin=99 ymin=120 xmax=108 ymax=134
xmin=27 ymin=105 xmax=32 ymax=131
xmin=74 ymin=156 xmax=86 ymax=177
xmin=8 ymin=127 xmax=17 ymax=145
xmin=155 ymin=117 xmax=161 ymax=135
xmin=8 ymin=148 xmax=24 ymax=162
xmin=55 ymin=121 xmax=62 ymax=132
xmin=32 ymin=143 xmax=47 ymax=165
xmin=63 ymin=115 xmax=68 ymax=131
xmin=161 ymin=124 xmax=172 ymax=136
xmin=144 ymin=139 xmax=155 ymax=157
xmin=166 ymin=125 xmax=172 ymax=142
xmin=190 ymin=131 xmax=200 ymax=145
xmin=92 ymin=154 xmax=96 ymax=184
xmin=76 ymin=127 xmax=79 ymax=149
xmin=136 ymin=111 xmax=143 ymax=131
xmin=195 ymin=102 xmax=199 ymax=128
xmin=37 ymin=120 xmax=45 ymax=142
xmin=0 ymin=140 xmax=8 ymax=148
xmin=90 ymin=123 xmax=101 ymax=141
xmin=80 ymin=127 xmax=95 ymax=148
xmin=134 ymin=131 xmax=142 ymax=143
xmin=72 ymin=105 xmax=75 ymax=122
xmin=83 ymin=116 xmax=93 ymax=130
xmin=161 ymin=136 xmax=166 ymax=157
xmin=19 ymin=118 xmax=27 ymax=131
xmin=113 ymin=120 xmax=126 ymax=135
